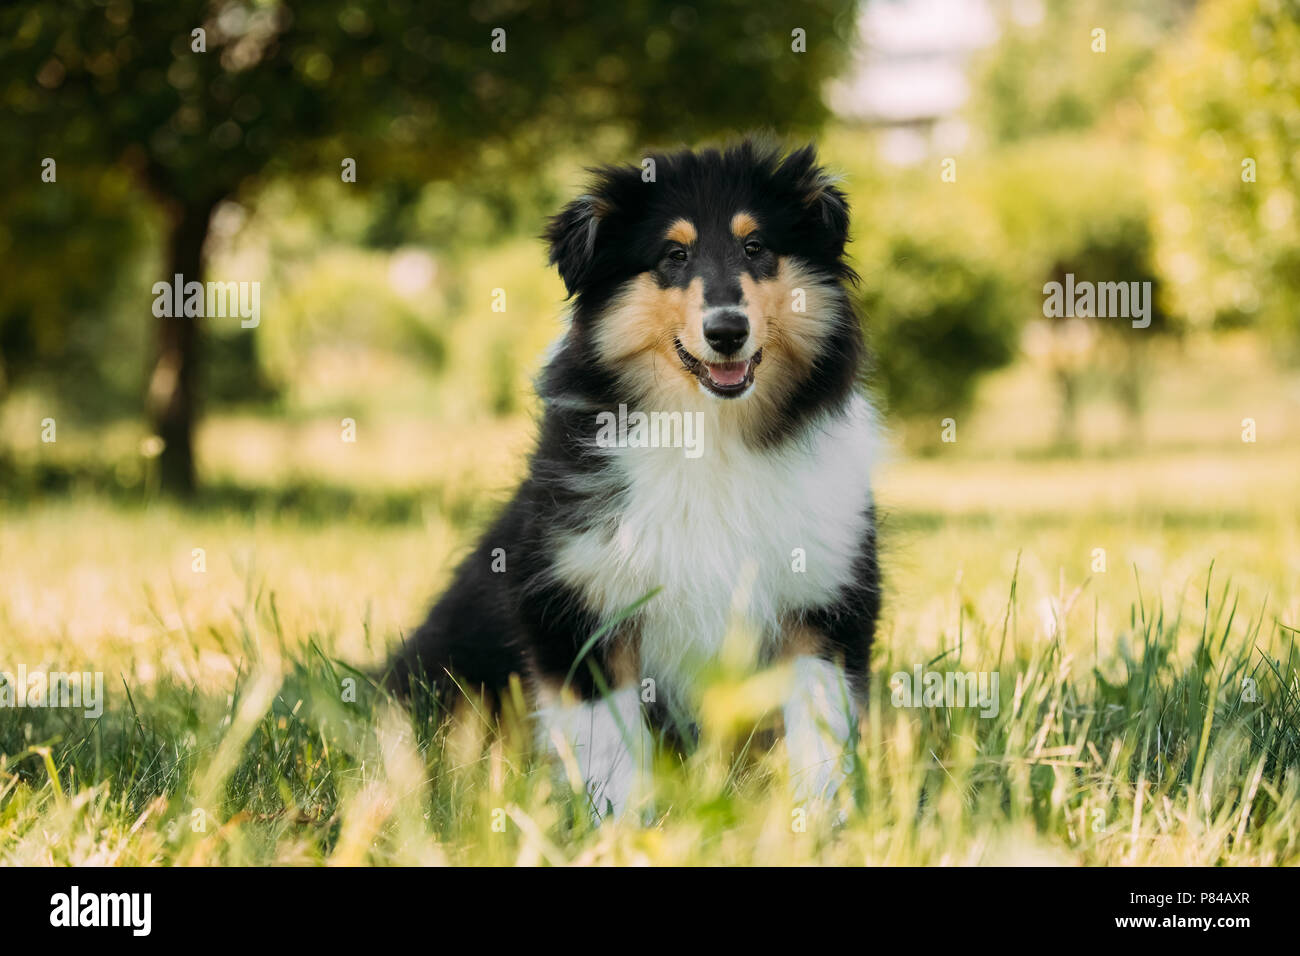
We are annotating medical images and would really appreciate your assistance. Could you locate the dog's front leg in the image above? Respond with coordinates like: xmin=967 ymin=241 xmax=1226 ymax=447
xmin=783 ymin=654 xmax=857 ymax=808
xmin=537 ymin=684 xmax=653 ymax=823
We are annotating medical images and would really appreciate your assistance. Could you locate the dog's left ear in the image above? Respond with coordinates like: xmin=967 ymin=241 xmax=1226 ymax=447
xmin=545 ymin=194 xmax=605 ymax=296
xmin=782 ymin=145 xmax=851 ymax=261
xmin=805 ymin=176 xmax=850 ymax=258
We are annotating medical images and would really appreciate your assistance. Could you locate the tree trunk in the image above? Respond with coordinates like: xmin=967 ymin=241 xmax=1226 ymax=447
xmin=147 ymin=200 xmax=214 ymax=497
xmin=1055 ymin=367 xmax=1080 ymax=450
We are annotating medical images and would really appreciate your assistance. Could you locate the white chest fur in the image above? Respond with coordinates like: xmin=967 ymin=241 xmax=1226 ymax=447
xmin=553 ymin=394 xmax=880 ymax=701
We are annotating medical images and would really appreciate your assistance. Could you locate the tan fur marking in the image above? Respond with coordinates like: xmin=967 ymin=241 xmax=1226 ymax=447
xmin=665 ymin=218 xmax=698 ymax=245
xmin=780 ymin=623 xmax=831 ymax=660
xmin=740 ymin=258 xmax=830 ymax=376
xmin=595 ymin=257 xmax=841 ymax=444
xmin=595 ymin=260 xmax=842 ymax=442
xmin=533 ymin=636 xmax=640 ymax=708
xmin=605 ymin=637 xmax=642 ymax=687
xmin=730 ymin=212 xmax=759 ymax=238
xmin=595 ymin=274 xmax=705 ymax=405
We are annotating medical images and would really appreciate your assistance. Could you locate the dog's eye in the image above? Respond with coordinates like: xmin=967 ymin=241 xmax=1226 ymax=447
xmin=667 ymin=248 xmax=688 ymax=263
xmin=743 ymin=238 xmax=763 ymax=257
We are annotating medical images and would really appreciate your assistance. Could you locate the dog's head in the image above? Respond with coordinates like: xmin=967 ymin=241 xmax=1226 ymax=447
xmin=544 ymin=139 xmax=861 ymax=421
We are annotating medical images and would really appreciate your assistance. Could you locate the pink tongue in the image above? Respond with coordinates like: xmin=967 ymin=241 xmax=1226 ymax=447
xmin=706 ymin=361 xmax=748 ymax=386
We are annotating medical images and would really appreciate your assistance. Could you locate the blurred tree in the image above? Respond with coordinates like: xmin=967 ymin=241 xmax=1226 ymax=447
xmin=970 ymin=0 xmax=1188 ymax=146
xmin=818 ymin=135 xmax=1022 ymax=433
xmin=0 ymin=165 xmax=147 ymax=413
xmin=857 ymin=228 xmax=1019 ymax=435
xmin=979 ymin=136 xmax=1167 ymax=447
xmin=963 ymin=0 xmax=1185 ymax=447
xmin=3 ymin=0 xmax=858 ymax=494
xmin=863 ymin=232 xmax=1024 ymax=437
xmin=1148 ymin=0 xmax=1300 ymax=340
xmin=829 ymin=143 xmax=1021 ymax=436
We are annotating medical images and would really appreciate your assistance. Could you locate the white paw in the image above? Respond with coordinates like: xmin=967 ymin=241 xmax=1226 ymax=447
xmin=538 ymin=685 xmax=654 ymax=823
xmin=784 ymin=655 xmax=856 ymax=808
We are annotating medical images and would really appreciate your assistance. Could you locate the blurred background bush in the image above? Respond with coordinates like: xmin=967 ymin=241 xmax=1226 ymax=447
xmin=1 ymin=0 xmax=1298 ymax=503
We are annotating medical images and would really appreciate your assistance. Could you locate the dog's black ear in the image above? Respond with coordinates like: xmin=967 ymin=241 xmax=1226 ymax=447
xmin=806 ymin=176 xmax=851 ymax=258
xmin=780 ymin=144 xmax=851 ymax=262
xmin=545 ymin=194 xmax=606 ymax=296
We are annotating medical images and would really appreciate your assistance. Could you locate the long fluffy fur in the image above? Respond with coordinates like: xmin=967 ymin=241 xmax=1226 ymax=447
xmin=386 ymin=139 xmax=881 ymax=813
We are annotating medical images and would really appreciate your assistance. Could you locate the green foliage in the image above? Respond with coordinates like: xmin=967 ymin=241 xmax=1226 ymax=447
xmin=1 ymin=0 xmax=860 ymax=490
xmin=858 ymin=227 xmax=1020 ymax=421
xmin=979 ymin=135 xmax=1167 ymax=329
xmin=2 ymin=0 xmax=859 ymax=219
xmin=1148 ymin=0 xmax=1300 ymax=336
xmin=840 ymin=132 xmax=1169 ymax=428
xmin=820 ymin=137 xmax=1017 ymax=423
xmin=0 ymin=165 xmax=150 ymax=413
xmin=970 ymin=0 xmax=1186 ymax=145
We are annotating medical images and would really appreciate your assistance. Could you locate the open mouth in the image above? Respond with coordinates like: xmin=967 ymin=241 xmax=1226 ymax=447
xmin=674 ymin=338 xmax=762 ymax=398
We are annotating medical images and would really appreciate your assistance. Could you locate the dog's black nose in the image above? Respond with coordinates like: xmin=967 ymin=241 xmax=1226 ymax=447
xmin=703 ymin=309 xmax=749 ymax=356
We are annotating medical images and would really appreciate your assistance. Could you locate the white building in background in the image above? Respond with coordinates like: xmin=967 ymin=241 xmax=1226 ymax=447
xmin=829 ymin=0 xmax=1005 ymax=164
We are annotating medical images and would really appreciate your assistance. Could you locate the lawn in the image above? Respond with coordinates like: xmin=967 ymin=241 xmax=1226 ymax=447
xmin=2 ymin=334 xmax=1298 ymax=865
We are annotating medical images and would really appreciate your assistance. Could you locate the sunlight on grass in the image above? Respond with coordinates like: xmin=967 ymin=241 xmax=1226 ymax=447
xmin=1 ymin=494 xmax=1296 ymax=864
xmin=2 ymin=337 xmax=1298 ymax=865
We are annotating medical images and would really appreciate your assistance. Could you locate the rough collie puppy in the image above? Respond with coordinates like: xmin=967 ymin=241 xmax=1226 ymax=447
xmin=388 ymin=138 xmax=881 ymax=820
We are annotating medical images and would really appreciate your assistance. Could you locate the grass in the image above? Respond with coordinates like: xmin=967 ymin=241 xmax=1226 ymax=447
xmin=2 ymin=335 xmax=1299 ymax=865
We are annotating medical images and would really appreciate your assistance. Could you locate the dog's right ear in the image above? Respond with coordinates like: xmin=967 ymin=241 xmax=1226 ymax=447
xmin=545 ymin=194 xmax=606 ymax=296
